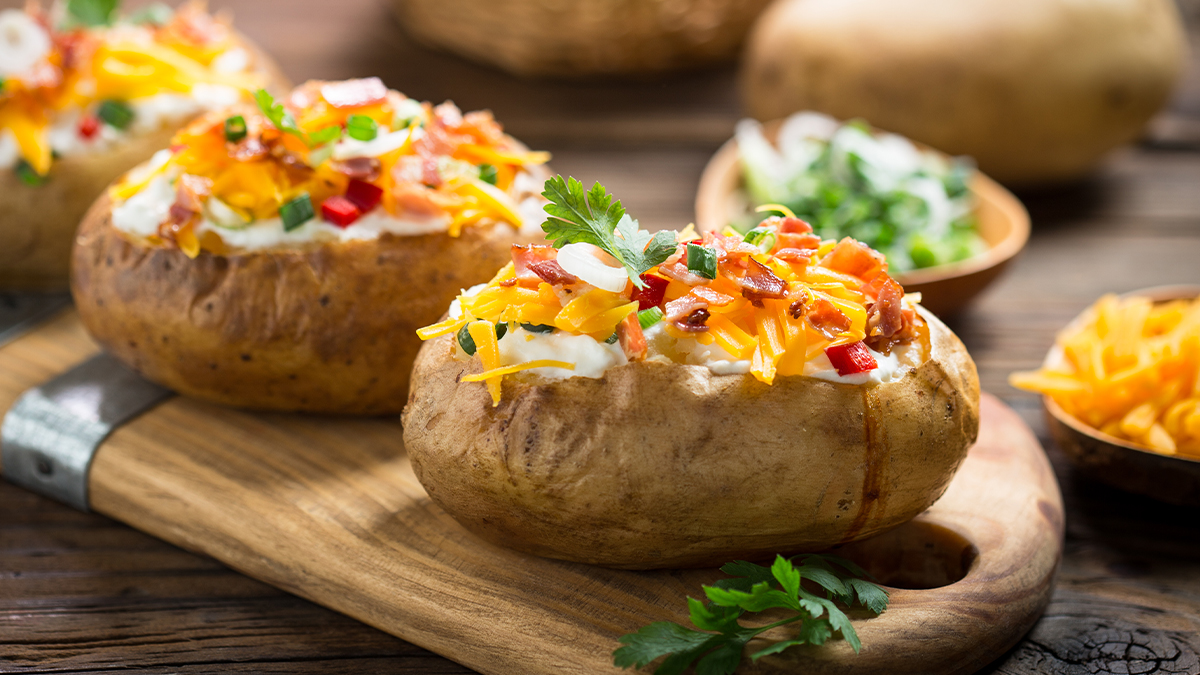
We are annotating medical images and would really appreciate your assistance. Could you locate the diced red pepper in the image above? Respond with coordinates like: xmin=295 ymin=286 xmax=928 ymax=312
xmin=321 ymin=196 xmax=361 ymax=227
xmin=77 ymin=115 xmax=100 ymax=140
xmin=345 ymin=179 xmax=384 ymax=213
xmin=824 ymin=341 xmax=878 ymax=376
xmin=631 ymin=273 xmax=670 ymax=310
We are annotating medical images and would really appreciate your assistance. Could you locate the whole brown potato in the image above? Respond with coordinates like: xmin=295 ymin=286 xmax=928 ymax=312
xmin=0 ymin=38 xmax=289 ymax=291
xmin=741 ymin=0 xmax=1187 ymax=186
xmin=72 ymin=193 xmax=527 ymax=415
xmin=402 ymin=307 xmax=980 ymax=569
xmin=393 ymin=0 xmax=774 ymax=77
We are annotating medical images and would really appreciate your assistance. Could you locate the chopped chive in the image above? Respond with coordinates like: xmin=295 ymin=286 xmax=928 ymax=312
xmin=15 ymin=160 xmax=46 ymax=187
xmin=478 ymin=163 xmax=498 ymax=185
xmin=96 ymin=100 xmax=135 ymax=130
xmin=604 ymin=332 xmax=619 ymax=344
xmin=346 ymin=115 xmax=378 ymax=142
xmin=686 ymin=243 xmax=717 ymax=279
xmin=224 ymin=115 xmax=247 ymax=142
xmin=279 ymin=193 xmax=314 ymax=231
xmin=520 ymin=323 xmax=555 ymax=334
xmin=457 ymin=321 xmax=507 ymax=356
xmin=0 ymin=78 xmax=6 ymax=94
xmin=637 ymin=307 xmax=664 ymax=330
xmin=742 ymin=226 xmax=776 ymax=254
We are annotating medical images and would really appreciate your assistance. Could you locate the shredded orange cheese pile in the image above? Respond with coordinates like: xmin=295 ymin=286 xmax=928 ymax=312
xmin=1011 ymin=293 xmax=1200 ymax=457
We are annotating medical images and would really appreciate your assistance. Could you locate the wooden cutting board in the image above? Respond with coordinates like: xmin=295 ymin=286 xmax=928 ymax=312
xmin=0 ymin=309 xmax=1063 ymax=675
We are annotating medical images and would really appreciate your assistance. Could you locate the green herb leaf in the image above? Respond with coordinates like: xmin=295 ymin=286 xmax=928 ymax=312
xmin=97 ymin=100 xmax=135 ymax=130
xmin=540 ymin=176 xmax=677 ymax=289
xmin=66 ymin=0 xmax=118 ymax=26
xmin=520 ymin=323 xmax=555 ymax=334
xmin=346 ymin=114 xmax=378 ymax=142
xmin=254 ymin=89 xmax=339 ymax=149
xmin=457 ymin=324 xmax=477 ymax=356
xmin=279 ymin=193 xmax=314 ymax=231
xmin=224 ymin=115 xmax=247 ymax=143
xmin=615 ymin=554 xmax=888 ymax=673
xmin=687 ymin=243 xmax=717 ymax=280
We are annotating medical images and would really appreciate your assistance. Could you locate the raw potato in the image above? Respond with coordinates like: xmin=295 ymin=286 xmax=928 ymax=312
xmin=402 ymin=307 xmax=980 ymax=569
xmin=0 ymin=39 xmax=289 ymax=290
xmin=741 ymin=0 xmax=1187 ymax=186
xmin=72 ymin=193 xmax=528 ymax=415
xmin=393 ymin=0 xmax=773 ymax=77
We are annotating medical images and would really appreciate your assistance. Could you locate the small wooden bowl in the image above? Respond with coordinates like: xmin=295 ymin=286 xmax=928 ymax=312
xmin=695 ymin=122 xmax=1030 ymax=316
xmin=1043 ymin=285 xmax=1200 ymax=507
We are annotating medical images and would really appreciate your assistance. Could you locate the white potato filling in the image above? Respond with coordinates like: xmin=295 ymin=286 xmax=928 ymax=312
xmin=447 ymin=284 xmax=925 ymax=384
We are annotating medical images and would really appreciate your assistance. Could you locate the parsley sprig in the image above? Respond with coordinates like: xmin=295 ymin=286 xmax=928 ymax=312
xmin=614 ymin=554 xmax=888 ymax=675
xmin=253 ymin=90 xmax=341 ymax=148
xmin=541 ymin=176 xmax=677 ymax=289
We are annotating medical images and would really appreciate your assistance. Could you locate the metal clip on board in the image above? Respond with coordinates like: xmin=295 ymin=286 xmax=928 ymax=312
xmin=2 ymin=354 xmax=172 ymax=511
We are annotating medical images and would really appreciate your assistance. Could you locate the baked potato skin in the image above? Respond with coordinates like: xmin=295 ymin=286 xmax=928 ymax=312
xmin=72 ymin=192 xmax=525 ymax=414
xmin=403 ymin=307 xmax=979 ymax=569
xmin=1 ymin=39 xmax=289 ymax=291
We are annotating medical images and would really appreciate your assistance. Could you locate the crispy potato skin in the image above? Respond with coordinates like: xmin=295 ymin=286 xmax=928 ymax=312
xmin=72 ymin=192 xmax=526 ymax=414
xmin=403 ymin=308 xmax=980 ymax=569
xmin=0 ymin=38 xmax=289 ymax=290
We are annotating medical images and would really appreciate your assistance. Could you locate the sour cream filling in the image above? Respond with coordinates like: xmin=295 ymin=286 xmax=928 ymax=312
xmin=446 ymin=284 xmax=925 ymax=384
xmin=110 ymin=165 xmax=541 ymax=251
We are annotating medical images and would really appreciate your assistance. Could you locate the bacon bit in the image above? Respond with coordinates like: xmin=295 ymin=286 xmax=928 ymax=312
xmin=631 ymin=273 xmax=670 ymax=310
xmin=457 ymin=110 xmax=506 ymax=146
xmin=665 ymin=296 xmax=711 ymax=333
xmin=659 ymin=261 xmax=708 ymax=286
xmin=778 ymin=216 xmax=814 ymax=233
xmin=806 ymin=297 xmax=852 ymax=340
xmin=735 ymin=258 xmax=788 ymax=305
xmin=230 ymin=136 xmax=269 ymax=162
xmin=616 ymin=313 xmax=648 ymax=361
xmin=775 ymin=248 xmax=815 ymax=265
xmin=433 ymin=101 xmax=464 ymax=129
xmin=499 ymin=278 xmax=517 ymax=287
xmin=691 ymin=286 xmax=736 ymax=307
xmin=270 ymin=143 xmax=315 ymax=181
xmin=528 ymin=260 xmax=578 ymax=286
xmin=866 ymin=277 xmax=905 ymax=339
xmin=511 ymin=244 xmax=561 ymax=287
xmin=821 ymin=237 xmax=887 ymax=280
xmin=320 ymin=77 xmax=388 ymax=109
xmin=331 ymin=157 xmax=382 ymax=182
xmin=787 ymin=287 xmax=811 ymax=320
xmin=709 ymin=232 xmax=759 ymax=258
xmin=159 ymin=175 xmax=212 ymax=242
xmin=421 ymin=156 xmax=442 ymax=188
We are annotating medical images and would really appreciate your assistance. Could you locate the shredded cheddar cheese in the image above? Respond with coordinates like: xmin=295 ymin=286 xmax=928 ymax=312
xmin=1011 ymin=293 xmax=1200 ymax=458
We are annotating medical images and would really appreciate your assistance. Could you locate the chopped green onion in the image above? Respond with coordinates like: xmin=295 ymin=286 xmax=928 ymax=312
xmin=128 ymin=3 xmax=173 ymax=25
xmin=66 ymin=0 xmax=117 ymax=26
xmin=0 ymin=78 xmax=7 ymax=94
xmin=279 ymin=193 xmax=314 ymax=231
xmin=308 ymin=125 xmax=342 ymax=145
xmin=604 ymin=332 xmax=619 ymax=344
xmin=15 ymin=160 xmax=46 ymax=187
xmin=686 ymin=243 xmax=717 ymax=279
xmin=742 ymin=226 xmax=776 ymax=254
xmin=478 ymin=163 xmax=498 ymax=185
xmin=346 ymin=115 xmax=378 ymax=142
xmin=307 ymin=143 xmax=335 ymax=168
xmin=96 ymin=100 xmax=135 ymax=130
xmin=521 ymin=323 xmax=555 ymax=334
xmin=457 ymin=321 xmax=507 ymax=356
xmin=224 ymin=115 xmax=247 ymax=143
xmin=637 ymin=307 xmax=664 ymax=330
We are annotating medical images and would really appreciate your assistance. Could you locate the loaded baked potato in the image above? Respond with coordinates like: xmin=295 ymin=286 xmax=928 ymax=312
xmin=72 ymin=78 xmax=550 ymax=414
xmin=403 ymin=178 xmax=980 ymax=569
xmin=0 ymin=1 xmax=288 ymax=289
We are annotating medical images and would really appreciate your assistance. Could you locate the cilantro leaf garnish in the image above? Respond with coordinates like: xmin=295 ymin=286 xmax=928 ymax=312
xmin=614 ymin=554 xmax=888 ymax=675
xmin=253 ymin=89 xmax=340 ymax=149
xmin=541 ymin=176 xmax=677 ymax=289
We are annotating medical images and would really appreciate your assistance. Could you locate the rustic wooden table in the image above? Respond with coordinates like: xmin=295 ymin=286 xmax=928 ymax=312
xmin=3 ymin=0 xmax=1200 ymax=673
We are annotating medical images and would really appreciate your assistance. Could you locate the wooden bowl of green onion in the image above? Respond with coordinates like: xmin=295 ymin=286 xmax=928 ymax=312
xmin=695 ymin=114 xmax=1030 ymax=317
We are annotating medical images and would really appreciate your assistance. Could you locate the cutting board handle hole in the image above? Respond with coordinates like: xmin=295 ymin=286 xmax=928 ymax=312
xmin=830 ymin=521 xmax=978 ymax=589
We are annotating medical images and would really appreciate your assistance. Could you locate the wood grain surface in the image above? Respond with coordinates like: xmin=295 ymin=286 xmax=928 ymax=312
xmin=2 ymin=0 xmax=1200 ymax=673
xmin=0 ymin=308 xmax=1063 ymax=675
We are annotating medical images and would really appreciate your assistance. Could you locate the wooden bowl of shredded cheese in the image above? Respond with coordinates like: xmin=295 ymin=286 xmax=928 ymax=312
xmin=1011 ymin=286 xmax=1200 ymax=505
